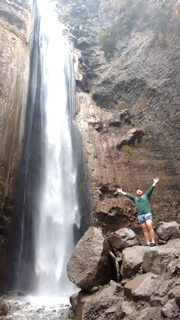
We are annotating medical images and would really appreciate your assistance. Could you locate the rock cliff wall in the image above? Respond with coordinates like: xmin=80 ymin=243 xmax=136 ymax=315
xmin=0 ymin=0 xmax=32 ymax=291
xmin=1 ymin=0 xmax=180 ymax=292
xmin=56 ymin=0 xmax=180 ymax=241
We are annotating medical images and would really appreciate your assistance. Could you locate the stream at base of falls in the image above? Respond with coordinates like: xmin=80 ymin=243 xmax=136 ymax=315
xmin=2 ymin=293 xmax=75 ymax=320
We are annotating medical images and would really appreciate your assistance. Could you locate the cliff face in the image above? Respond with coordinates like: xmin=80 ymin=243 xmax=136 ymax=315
xmin=0 ymin=0 xmax=32 ymax=291
xmin=0 ymin=0 xmax=180 ymax=291
xmin=56 ymin=0 xmax=180 ymax=240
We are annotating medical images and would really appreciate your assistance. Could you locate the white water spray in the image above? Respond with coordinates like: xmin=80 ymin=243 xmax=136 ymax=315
xmin=34 ymin=0 xmax=79 ymax=299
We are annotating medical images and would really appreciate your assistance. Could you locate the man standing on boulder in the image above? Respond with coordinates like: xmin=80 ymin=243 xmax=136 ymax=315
xmin=115 ymin=178 xmax=159 ymax=247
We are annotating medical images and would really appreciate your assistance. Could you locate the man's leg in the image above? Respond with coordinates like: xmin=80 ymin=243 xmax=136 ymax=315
xmin=145 ymin=219 xmax=155 ymax=243
xmin=141 ymin=222 xmax=150 ymax=245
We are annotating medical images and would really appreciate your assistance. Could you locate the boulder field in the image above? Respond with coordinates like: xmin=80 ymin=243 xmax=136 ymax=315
xmin=67 ymin=222 xmax=180 ymax=319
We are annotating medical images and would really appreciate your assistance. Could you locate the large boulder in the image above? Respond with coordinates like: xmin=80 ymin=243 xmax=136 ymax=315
xmin=70 ymin=281 xmax=122 ymax=320
xmin=120 ymin=245 xmax=149 ymax=279
xmin=124 ymin=273 xmax=159 ymax=302
xmin=108 ymin=228 xmax=139 ymax=253
xmin=67 ymin=227 xmax=115 ymax=291
xmin=142 ymin=239 xmax=180 ymax=275
xmin=142 ymin=248 xmax=175 ymax=275
xmin=157 ymin=221 xmax=180 ymax=241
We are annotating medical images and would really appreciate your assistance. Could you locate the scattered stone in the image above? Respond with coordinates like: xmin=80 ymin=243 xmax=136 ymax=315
xmin=70 ymin=293 xmax=78 ymax=312
xmin=0 ymin=298 xmax=8 ymax=316
xmin=165 ymin=257 xmax=180 ymax=280
xmin=124 ymin=272 xmax=158 ymax=301
xmin=142 ymin=247 xmax=175 ymax=275
xmin=157 ymin=221 xmax=180 ymax=241
xmin=108 ymin=228 xmax=139 ymax=252
xmin=150 ymin=296 xmax=162 ymax=307
xmin=158 ymin=239 xmax=167 ymax=245
xmin=121 ymin=245 xmax=149 ymax=278
xmin=158 ymin=279 xmax=174 ymax=297
xmin=160 ymin=294 xmax=169 ymax=307
xmin=161 ymin=299 xmax=179 ymax=318
xmin=174 ymin=286 xmax=180 ymax=308
xmin=73 ymin=281 xmax=121 ymax=320
xmin=116 ymin=300 xmax=134 ymax=319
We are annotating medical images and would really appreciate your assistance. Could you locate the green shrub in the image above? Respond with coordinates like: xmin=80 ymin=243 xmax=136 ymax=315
xmin=0 ymin=19 xmax=20 ymax=38
xmin=133 ymin=136 xmax=147 ymax=149
xmin=121 ymin=145 xmax=133 ymax=156
xmin=100 ymin=32 xmax=115 ymax=56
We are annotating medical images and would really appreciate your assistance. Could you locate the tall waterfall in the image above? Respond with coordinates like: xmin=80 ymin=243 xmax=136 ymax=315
xmin=34 ymin=0 xmax=80 ymax=298
xmin=5 ymin=0 xmax=82 ymax=301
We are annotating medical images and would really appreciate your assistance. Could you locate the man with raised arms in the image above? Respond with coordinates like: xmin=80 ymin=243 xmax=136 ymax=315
xmin=116 ymin=178 xmax=159 ymax=247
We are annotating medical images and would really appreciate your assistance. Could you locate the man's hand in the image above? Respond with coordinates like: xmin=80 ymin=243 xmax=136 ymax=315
xmin=114 ymin=188 xmax=126 ymax=195
xmin=114 ymin=188 xmax=121 ymax=195
xmin=153 ymin=178 xmax=159 ymax=186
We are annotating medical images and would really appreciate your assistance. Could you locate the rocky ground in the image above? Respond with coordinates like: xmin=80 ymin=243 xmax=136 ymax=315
xmin=67 ymin=221 xmax=180 ymax=319
xmin=0 ymin=294 xmax=75 ymax=319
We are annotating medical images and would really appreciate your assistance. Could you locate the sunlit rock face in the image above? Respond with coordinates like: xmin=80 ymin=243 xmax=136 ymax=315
xmin=56 ymin=0 xmax=180 ymax=239
xmin=76 ymin=92 xmax=177 ymax=240
xmin=0 ymin=0 xmax=32 ymax=291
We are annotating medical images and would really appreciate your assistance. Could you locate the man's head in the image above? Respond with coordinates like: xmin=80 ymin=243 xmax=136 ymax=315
xmin=136 ymin=189 xmax=143 ymax=197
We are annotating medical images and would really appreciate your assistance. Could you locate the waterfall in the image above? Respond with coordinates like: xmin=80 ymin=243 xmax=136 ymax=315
xmin=34 ymin=0 xmax=80 ymax=298
xmin=5 ymin=0 xmax=83 ymax=302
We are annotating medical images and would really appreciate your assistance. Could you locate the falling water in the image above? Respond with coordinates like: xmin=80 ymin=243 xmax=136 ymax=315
xmin=34 ymin=0 xmax=80 ymax=299
xmin=5 ymin=0 xmax=82 ymax=303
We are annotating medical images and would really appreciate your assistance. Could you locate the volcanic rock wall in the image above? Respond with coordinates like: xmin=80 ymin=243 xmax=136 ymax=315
xmin=56 ymin=0 xmax=180 ymax=240
xmin=1 ymin=0 xmax=180 ymax=291
xmin=0 ymin=0 xmax=32 ymax=291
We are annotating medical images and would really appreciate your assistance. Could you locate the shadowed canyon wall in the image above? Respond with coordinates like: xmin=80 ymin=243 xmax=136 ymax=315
xmin=0 ymin=0 xmax=32 ymax=291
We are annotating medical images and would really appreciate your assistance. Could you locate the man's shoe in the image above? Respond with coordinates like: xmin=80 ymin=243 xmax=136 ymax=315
xmin=150 ymin=242 xmax=156 ymax=247
xmin=144 ymin=244 xmax=150 ymax=246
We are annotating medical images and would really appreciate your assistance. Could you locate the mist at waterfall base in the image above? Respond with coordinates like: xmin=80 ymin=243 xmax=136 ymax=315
xmin=5 ymin=0 xmax=89 ymax=306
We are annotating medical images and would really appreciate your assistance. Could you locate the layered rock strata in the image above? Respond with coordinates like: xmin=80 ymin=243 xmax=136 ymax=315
xmin=55 ymin=0 xmax=180 ymax=240
xmin=76 ymin=92 xmax=179 ymax=242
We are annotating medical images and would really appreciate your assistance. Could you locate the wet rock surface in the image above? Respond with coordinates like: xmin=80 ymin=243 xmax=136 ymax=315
xmin=0 ymin=0 xmax=32 ymax=292
xmin=1 ymin=294 xmax=75 ymax=320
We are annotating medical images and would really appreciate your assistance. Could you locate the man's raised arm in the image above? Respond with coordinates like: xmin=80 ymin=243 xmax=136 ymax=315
xmin=153 ymin=178 xmax=159 ymax=187
xmin=115 ymin=188 xmax=126 ymax=195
